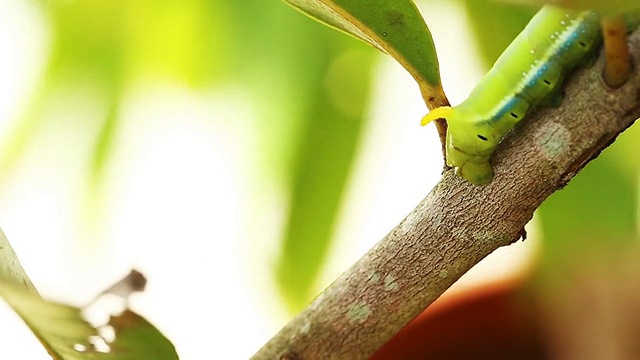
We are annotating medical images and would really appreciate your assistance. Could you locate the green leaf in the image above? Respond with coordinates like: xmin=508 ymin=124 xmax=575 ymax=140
xmin=222 ymin=0 xmax=376 ymax=312
xmin=0 ymin=228 xmax=37 ymax=293
xmin=283 ymin=0 xmax=446 ymax=105
xmin=274 ymin=43 xmax=375 ymax=312
xmin=0 ymin=280 xmax=177 ymax=360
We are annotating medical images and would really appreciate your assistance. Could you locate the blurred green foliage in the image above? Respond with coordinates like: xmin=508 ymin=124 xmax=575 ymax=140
xmin=537 ymin=124 xmax=640 ymax=268
xmin=5 ymin=0 xmax=379 ymax=315
xmin=227 ymin=1 xmax=379 ymax=312
xmin=275 ymin=44 xmax=374 ymax=312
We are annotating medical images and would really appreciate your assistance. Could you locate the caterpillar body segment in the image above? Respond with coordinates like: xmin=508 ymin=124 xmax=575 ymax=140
xmin=422 ymin=6 xmax=602 ymax=185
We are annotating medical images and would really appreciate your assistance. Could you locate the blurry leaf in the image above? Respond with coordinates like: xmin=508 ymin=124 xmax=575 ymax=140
xmin=95 ymin=269 xmax=147 ymax=300
xmin=464 ymin=1 xmax=536 ymax=69
xmin=222 ymin=1 xmax=377 ymax=311
xmin=103 ymin=310 xmax=177 ymax=360
xmin=0 ymin=0 xmax=126 ymax=183
xmin=0 ymin=276 xmax=177 ymax=360
xmin=125 ymin=0 xmax=232 ymax=85
xmin=276 ymin=47 xmax=375 ymax=312
xmin=88 ymin=103 xmax=119 ymax=191
xmin=495 ymin=0 xmax=640 ymax=14
xmin=605 ymin=116 xmax=640 ymax=175
xmin=283 ymin=0 xmax=446 ymax=105
xmin=0 ymin=228 xmax=37 ymax=293
xmin=2 ymin=0 xmax=232 ymax=192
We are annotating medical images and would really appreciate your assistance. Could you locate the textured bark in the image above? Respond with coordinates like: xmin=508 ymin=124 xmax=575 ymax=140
xmin=252 ymin=30 xmax=640 ymax=360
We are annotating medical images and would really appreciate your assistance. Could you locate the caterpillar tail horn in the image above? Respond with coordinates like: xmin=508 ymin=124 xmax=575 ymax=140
xmin=421 ymin=107 xmax=453 ymax=126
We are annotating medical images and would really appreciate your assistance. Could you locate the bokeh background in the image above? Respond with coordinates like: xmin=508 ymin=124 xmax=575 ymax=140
xmin=0 ymin=0 xmax=637 ymax=359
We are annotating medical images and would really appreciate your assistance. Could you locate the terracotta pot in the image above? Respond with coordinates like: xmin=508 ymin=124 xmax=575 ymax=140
xmin=371 ymin=280 xmax=545 ymax=360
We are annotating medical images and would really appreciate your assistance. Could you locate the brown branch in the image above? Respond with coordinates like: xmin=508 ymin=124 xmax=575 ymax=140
xmin=252 ymin=30 xmax=640 ymax=360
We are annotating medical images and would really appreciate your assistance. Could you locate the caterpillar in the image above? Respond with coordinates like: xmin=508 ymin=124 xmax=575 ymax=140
xmin=421 ymin=6 xmax=602 ymax=185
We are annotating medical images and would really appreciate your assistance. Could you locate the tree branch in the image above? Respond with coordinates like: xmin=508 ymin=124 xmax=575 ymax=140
xmin=252 ymin=30 xmax=640 ymax=360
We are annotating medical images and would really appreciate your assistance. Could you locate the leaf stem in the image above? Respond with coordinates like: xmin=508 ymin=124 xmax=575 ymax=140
xmin=602 ymin=16 xmax=631 ymax=88
xmin=419 ymin=86 xmax=449 ymax=160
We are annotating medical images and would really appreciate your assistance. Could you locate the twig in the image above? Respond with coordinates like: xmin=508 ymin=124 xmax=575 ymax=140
xmin=602 ymin=16 xmax=631 ymax=88
xmin=418 ymin=87 xmax=449 ymax=159
xmin=252 ymin=30 xmax=640 ymax=360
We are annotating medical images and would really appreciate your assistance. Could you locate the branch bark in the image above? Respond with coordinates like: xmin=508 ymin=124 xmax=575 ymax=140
xmin=252 ymin=30 xmax=640 ymax=360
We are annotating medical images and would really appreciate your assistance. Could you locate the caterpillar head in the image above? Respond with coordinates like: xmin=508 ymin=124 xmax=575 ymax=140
xmin=422 ymin=106 xmax=496 ymax=185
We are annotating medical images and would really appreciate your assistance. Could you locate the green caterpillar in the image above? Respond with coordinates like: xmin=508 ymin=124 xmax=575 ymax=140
xmin=422 ymin=6 xmax=602 ymax=185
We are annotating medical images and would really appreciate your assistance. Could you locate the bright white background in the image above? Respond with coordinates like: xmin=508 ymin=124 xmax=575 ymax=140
xmin=0 ymin=1 xmax=538 ymax=359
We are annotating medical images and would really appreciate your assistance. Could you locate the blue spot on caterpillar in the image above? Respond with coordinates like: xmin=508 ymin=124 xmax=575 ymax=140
xmin=422 ymin=6 xmax=602 ymax=185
